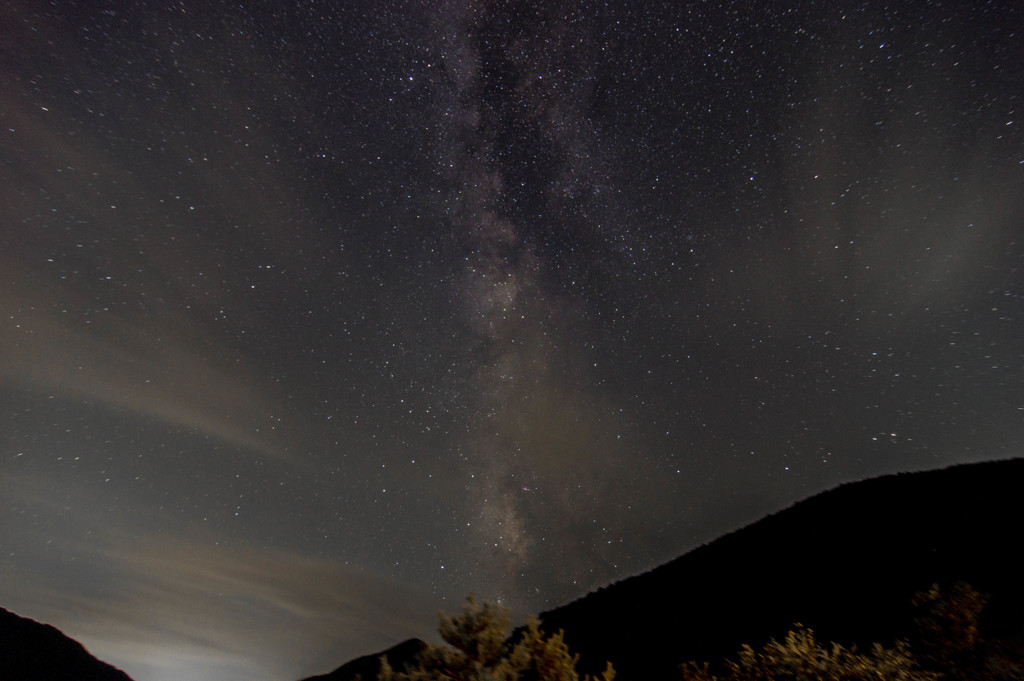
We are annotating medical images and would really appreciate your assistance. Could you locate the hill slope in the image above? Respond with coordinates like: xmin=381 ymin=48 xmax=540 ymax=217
xmin=0 ymin=606 xmax=134 ymax=681
xmin=538 ymin=458 xmax=1024 ymax=680
xmin=300 ymin=638 xmax=427 ymax=681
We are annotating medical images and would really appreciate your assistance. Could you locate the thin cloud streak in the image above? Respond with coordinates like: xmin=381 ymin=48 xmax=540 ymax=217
xmin=5 ymin=533 xmax=440 ymax=681
xmin=0 ymin=286 xmax=291 ymax=462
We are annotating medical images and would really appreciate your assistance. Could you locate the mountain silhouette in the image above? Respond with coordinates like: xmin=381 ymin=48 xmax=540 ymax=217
xmin=538 ymin=457 xmax=1024 ymax=680
xmin=306 ymin=458 xmax=1024 ymax=681
xmin=300 ymin=637 xmax=428 ymax=681
xmin=0 ymin=606 xmax=134 ymax=681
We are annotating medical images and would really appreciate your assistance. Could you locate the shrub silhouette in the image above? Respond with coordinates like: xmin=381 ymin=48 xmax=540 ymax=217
xmin=679 ymin=625 xmax=937 ymax=681
xmin=678 ymin=584 xmax=1024 ymax=681
xmin=378 ymin=595 xmax=614 ymax=681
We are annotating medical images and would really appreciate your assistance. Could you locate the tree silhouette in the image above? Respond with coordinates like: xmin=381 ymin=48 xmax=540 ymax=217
xmin=378 ymin=595 xmax=614 ymax=681
xmin=911 ymin=583 xmax=1024 ymax=681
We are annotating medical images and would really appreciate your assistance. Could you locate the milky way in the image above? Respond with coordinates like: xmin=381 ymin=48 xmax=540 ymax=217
xmin=424 ymin=1 xmax=662 ymax=594
xmin=1 ymin=2 xmax=1022 ymax=680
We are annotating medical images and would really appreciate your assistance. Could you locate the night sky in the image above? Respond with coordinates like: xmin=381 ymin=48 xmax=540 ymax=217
xmin=1 ymin=1 xmax=1022 ymax=680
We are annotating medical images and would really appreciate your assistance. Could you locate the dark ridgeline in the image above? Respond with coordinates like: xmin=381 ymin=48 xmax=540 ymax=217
xmin=300 ymin=638 xmax=428 ymax=681
xmin=538 ymin=457 xmax=1024 ymax=680
xmin=0 ymin=607 xmax=134 ymax=681
xmin=305 ymin=457 xmax=1024 ymax=681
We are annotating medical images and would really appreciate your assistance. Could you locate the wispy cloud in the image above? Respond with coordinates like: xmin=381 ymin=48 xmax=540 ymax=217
xmin=4 ymin=533 xmax=440 ymax=681
xmin=0 ymin=286 xmax=290 ymax=461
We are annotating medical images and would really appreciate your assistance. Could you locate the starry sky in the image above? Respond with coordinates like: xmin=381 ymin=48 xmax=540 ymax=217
xmin=1 ymin=1 xmax=1022 ymax=680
